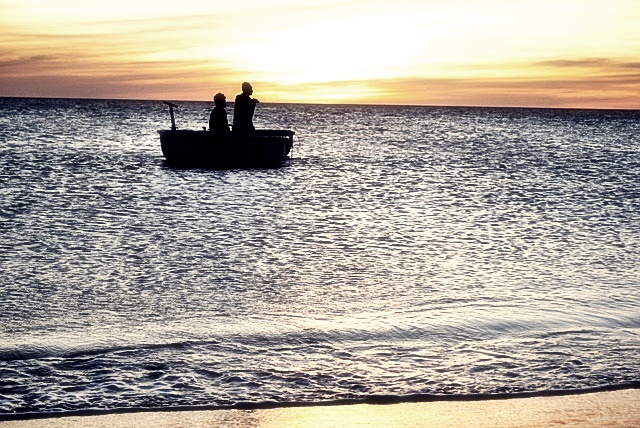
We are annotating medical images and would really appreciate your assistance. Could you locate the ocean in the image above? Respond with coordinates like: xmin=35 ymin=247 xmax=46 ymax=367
xmin=0 ymin=97 xmax=639 ymax=416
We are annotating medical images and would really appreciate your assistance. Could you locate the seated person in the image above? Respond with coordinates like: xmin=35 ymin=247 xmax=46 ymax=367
xmin=209 ymin=92 xmax=230 ymax=132
xmin=232 ymin=82 xmax=259 ymax=132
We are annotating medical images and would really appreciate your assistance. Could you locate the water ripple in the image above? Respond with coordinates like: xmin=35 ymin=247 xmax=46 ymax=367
xmin=0 ymin=99 xmax=639 ymax=413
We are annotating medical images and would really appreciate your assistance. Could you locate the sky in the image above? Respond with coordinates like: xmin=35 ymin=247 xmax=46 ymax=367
xmin=1 ymin=0 xmax=639 ymax=108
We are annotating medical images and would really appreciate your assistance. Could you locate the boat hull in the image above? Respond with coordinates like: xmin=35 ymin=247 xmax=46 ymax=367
xmin=158 ymin=129 xmax=294 ymax=168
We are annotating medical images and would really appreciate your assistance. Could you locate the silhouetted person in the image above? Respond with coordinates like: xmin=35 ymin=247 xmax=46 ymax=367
xmin=233 ymin=82 xmax=259 ymax=132
xmin=209 ymin=92 xmax=230 ymax=132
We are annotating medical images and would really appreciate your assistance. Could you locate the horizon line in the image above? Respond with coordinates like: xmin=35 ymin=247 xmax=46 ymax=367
xmin=2 ymin=95 xmax=640 ymax=112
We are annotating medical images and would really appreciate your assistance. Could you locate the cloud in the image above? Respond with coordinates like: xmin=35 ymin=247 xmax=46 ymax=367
xmin=254 ymin=71 xmax=640 ymax=109
xmin=0 ymin=52 xmax=240 ymax=100
xmin=536 ymin=58 xmax=640 ymax=70
xmin=0 ymin=55 xmax=58 ymax=69
xmin=3 ymin=65 xmax=639 ymax=109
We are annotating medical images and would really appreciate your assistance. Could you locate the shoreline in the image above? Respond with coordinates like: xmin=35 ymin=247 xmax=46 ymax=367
xmin=2 ymin=383 xmax=638 ymax=422
xmin=1 ymin=386 xmax=638 ymax=427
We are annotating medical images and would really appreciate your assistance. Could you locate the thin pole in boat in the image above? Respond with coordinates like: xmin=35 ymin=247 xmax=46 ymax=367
xmin=162 ymin=101 xmax=179 ymax=130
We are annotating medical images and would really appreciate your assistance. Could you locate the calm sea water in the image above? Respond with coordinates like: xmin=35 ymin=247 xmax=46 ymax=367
xmin=0 ymin=97 xmax=639 ymax=415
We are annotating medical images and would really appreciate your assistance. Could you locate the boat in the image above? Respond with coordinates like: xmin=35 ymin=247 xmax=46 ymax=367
xmin=158 ymin=101 xmax=295 ymax=168
xmin=159 ymin=129 xmax=295 ymax=168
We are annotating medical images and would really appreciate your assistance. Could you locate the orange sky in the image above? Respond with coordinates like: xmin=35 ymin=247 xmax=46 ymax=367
xmin=1 ymin=0 xmax=639 ymax=108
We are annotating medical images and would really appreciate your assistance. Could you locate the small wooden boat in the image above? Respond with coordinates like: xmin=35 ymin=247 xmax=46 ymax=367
xmin=158 ymin=101 xmax=294 ymax=168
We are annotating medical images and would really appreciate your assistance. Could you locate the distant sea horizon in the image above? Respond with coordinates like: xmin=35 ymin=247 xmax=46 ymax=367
xmin=1 ymin=95 xmax=639 ymax=112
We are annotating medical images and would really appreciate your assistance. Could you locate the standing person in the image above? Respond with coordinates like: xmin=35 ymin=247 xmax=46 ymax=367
xmin=209 ymin=92 xmax=230 ymax=132
xmin=233 ymin=82 xmax=259 ymax=132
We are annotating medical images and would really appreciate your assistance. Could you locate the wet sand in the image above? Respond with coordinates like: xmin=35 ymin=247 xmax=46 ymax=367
xmin=1 ymin=388 xmax=638 ymax=427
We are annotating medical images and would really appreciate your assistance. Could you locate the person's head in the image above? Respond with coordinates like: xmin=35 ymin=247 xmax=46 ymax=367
xmin=213 ymin=92 xmax=226 ymax=107
xmin=241 ymin=82 xmax=253 ymax=95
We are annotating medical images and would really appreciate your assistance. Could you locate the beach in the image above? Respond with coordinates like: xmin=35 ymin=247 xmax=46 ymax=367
xmin=2 ymin=388 xmax=638 ymax=427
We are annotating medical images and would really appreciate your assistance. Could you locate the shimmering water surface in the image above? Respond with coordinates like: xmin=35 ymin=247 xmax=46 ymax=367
xmin=1 ymin=98 xmax=639 ymax=415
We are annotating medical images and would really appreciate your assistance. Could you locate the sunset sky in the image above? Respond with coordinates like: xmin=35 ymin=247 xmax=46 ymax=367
xmin=1 ymin=0 xmax=639 ymax=108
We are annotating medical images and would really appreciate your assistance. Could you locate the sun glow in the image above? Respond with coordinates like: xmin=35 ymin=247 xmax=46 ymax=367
xmin=1 ymin=0 xmax=639 ymax=108
xmin=232 ymin=13 xmax=419 ymax=85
